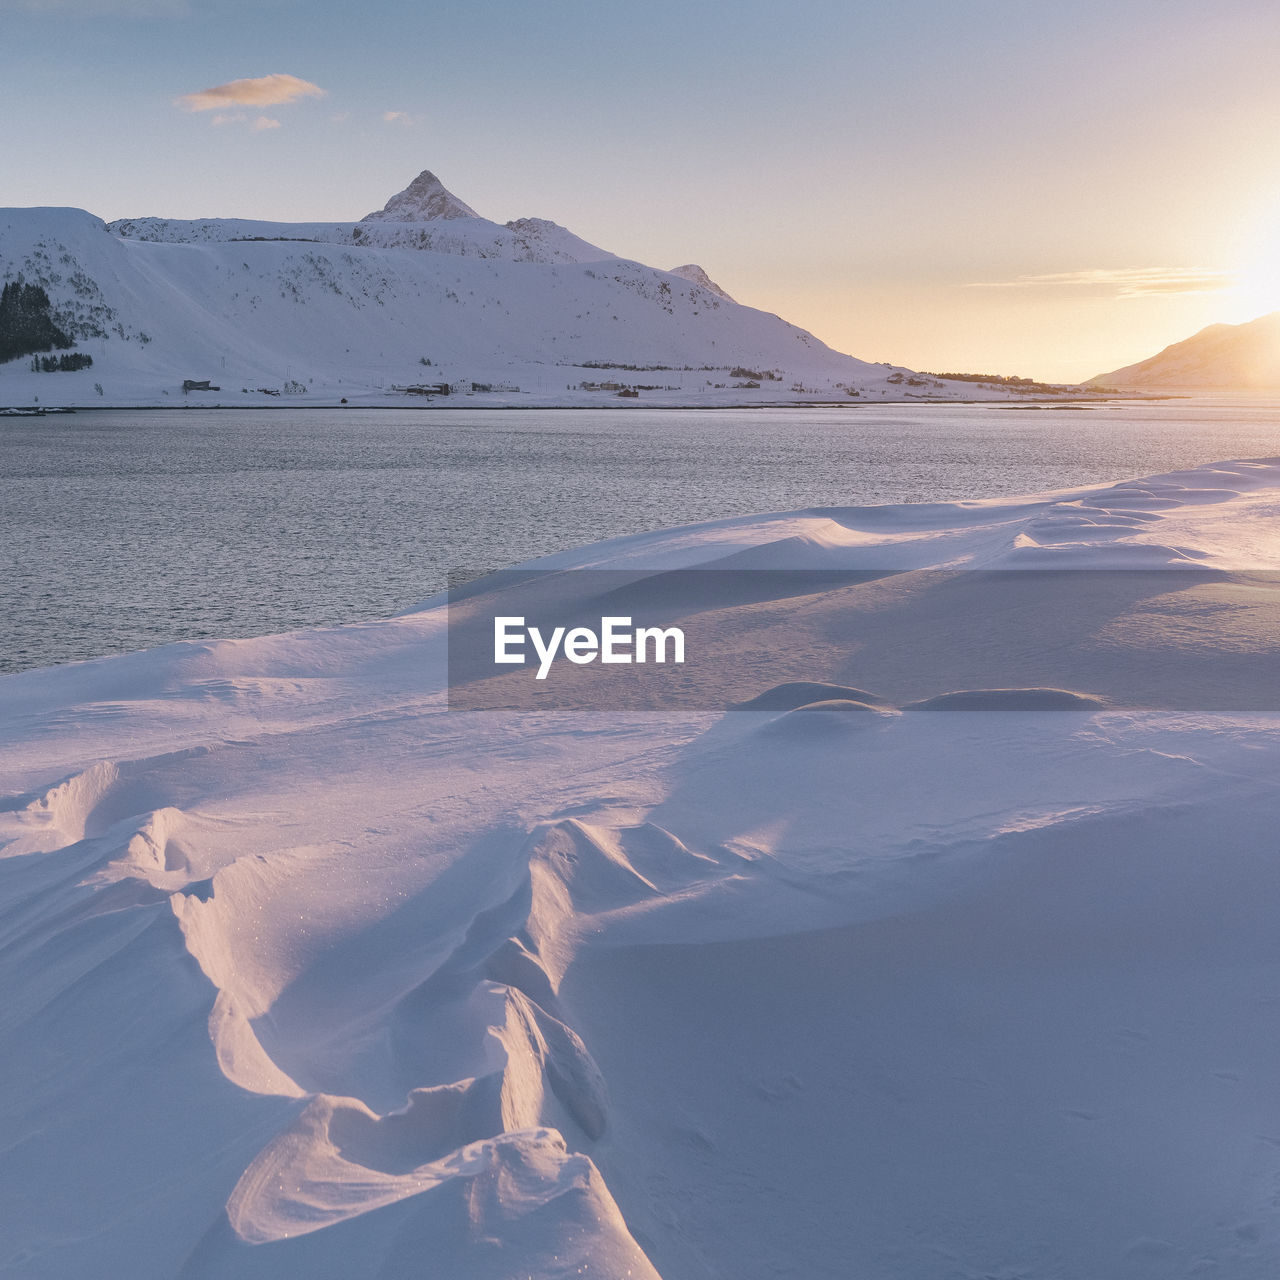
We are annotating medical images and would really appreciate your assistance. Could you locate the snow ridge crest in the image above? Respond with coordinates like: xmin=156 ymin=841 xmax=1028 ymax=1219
xmin=361 ymin=170 xmax=480 ymax=223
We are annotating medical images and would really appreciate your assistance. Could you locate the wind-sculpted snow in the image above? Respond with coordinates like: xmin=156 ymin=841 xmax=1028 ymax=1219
xmin=5 ymin=461 xmax=1280 ymax=1276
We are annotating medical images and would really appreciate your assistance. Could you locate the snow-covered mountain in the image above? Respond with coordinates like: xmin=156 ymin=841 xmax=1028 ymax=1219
xmin=1091 ymin=311 xmax=1280 ymax=389
xmin=668 ymin=263 xmax=734 ymax=301
xmin=0 ymin=170 xmax=1082 ymax=407
xmin=361 ymin=169 xmax=481 ymax=222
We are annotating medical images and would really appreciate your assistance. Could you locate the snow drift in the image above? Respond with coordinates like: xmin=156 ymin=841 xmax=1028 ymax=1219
xmin=4 ymin=460 xmax=1280 ymax=1277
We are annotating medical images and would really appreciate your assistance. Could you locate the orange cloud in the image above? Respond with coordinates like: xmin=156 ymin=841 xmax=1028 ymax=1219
xmin=970 ymin=266 xmax=1236 ymax=298
xmin=177 ymin=73 xmax=325 ymax=113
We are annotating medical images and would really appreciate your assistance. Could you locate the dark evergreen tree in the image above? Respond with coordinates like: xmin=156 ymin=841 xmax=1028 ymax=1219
xmin=30 ymin=351 xmax=93 ymax=373
xmin=0 ymin=282 xmax=74 ymax=363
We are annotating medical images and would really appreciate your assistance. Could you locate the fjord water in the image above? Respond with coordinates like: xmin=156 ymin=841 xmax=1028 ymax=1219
xmin=3 ymin=397 xmax=1280 ymax=673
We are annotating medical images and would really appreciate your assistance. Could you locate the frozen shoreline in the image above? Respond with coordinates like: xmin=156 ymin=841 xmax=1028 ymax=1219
xmin=0 ymin=390 xmax=1132 ymax=413
xmin=4 ymin=458 xmax=1280 ymax=1277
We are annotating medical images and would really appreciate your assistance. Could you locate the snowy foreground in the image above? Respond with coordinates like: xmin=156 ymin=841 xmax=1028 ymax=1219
xmin=6 ymin=460 xmax=1280 ymax=1278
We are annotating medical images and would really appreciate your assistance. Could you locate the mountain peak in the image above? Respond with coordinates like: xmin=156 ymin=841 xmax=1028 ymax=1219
xmin=669 ymin=263 xmax=734 ymax=302
xmin=361 ymin=170 xmax=479 ymax=223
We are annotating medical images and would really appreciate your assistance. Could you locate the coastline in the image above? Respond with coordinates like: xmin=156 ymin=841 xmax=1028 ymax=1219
xmin=4 ymin=458 xmax=1280 ymax=1276
xmin=0 ymin=393 xmax=1151 ymax=414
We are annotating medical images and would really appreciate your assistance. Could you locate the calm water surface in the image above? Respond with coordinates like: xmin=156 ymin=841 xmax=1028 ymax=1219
xmin=3 ymin=399 xmax=1280 ymax=673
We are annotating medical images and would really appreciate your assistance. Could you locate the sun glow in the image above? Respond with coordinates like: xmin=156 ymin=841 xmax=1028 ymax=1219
xmin=1225 ymin=191 xmax=1280 ymax=319
xmin=1235 ymin=252 xmax=1280 ymax=318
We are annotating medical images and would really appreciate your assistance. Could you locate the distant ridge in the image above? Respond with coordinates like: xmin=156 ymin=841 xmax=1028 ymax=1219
xmin=1091 ymin=311 xmax=1280 ymax=389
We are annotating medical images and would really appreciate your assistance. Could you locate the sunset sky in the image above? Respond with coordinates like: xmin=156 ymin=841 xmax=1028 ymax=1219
xmin=4 ymin=0 xmax=1280 ymax=382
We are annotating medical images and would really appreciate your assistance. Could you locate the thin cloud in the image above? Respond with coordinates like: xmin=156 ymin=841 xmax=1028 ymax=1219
xmin=382 ymin=110 xmax=417 ymax=125
xmin=970 ymin=266 xmax=1237 ymax=298
xmin=209 ymin=111 xmax=281 ymax=132
xmin=211 ymin=112 xmax=281 ymax=131
xmin=177 ymin=73 xmax=325 ymax=113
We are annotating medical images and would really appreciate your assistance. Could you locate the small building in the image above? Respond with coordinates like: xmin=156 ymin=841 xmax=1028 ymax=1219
xmin=392 ymin=383 xmax=451 ymax=396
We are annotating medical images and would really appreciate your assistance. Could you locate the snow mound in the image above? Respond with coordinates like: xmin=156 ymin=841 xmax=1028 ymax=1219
xmin=6 ymin=460 xmax=1280 ymax=1276
xmin=757 ymin=698 xmax=899 ymax=737
xmin=904 ymin=688 xmax=1107 ymax=711
xmin=736 ymin=680 xmax=884 ymax=711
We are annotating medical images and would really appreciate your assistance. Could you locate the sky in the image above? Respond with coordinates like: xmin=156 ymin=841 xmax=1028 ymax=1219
xmin=3 ymin=0 xmax=1280 ymax=382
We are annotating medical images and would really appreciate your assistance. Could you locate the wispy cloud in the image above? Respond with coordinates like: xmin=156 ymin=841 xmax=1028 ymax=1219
xmin=177 ymin=73 xmax=325 ymax=113
xmin=969 ymin=266 xmax=1237 ymax=298
xmin=210 ymin=111 xmax=283 ymax=132
xmin=382 ymin=110 xmax=417 ymax=126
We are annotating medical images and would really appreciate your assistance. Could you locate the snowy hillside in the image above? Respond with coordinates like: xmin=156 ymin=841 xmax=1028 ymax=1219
xmin=0 ymin=171 xmax=1088 ymax=407
xmin=1092 ymin=311 xmax=1280 ymax=389
xmin=4 ymin=458 xmax=1280 ymax=1277
xmin=668 ymin=263 xmax=735 ymax=301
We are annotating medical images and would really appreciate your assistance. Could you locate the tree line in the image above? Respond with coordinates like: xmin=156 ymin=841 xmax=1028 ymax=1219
xmin=0 ymin=282 xmax=74 ymax=363
xmin=30 ymin=352 xmax=93 ymax=372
